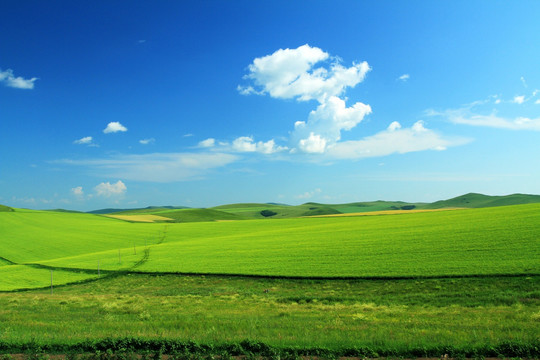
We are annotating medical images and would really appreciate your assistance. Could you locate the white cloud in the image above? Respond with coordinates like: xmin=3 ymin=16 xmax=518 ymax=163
xmin=298 ymin=133 xmax=327 ymax=153
xmin=56 ymin=152 xmax=239 ymax=182
xmin=536 ymin=99 xmax=540 ymax=105
xmin=231 ymin=136 xmax=286 ymax=154
xmin=296 ymin=188 xmax=322 ymax=199
xmin=95 ymin=181 xmax=127 ymax=197
xmin=292 ymin=96 xmax=372 ymax=153
xmin=513 ymin=95 xmax=525 ymax=104
xmin=239 ymin=44 xmax=370 ymax=102
xmin=521 ymin=76 xmax=527 ymax=88
xmin=0 ymin=68 xmax=38 ymax=89
xmin=398 ymin=74 xmax=410 ymax=81
xmin=103 ymin=122 xmax=128 ymax=134
xmin=71 ymin=186 xmax=84 ymax=197
xmin=325 ymin=121 xmax=469 ymax=159
xmin=139 ymin=138 xmax=155 ymax=145
xmin=433 ymin=107 xmax=540 ymax=131
xmin=183 ymin=133 xmax=194 ymax=137
xmin=73 ymin=136 xmax=94 ymax=145
xmin=198 ymin=138 xmax=216 ymax=148
xmin=388 ymin=121 xmax=402 ymax=131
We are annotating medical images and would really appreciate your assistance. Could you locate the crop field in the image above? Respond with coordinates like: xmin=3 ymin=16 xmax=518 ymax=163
xmin=0 ymin=203 xmax=539 ymax=357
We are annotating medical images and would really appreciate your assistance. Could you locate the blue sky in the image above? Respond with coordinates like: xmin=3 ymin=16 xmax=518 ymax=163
xmin=1 ymin=1 xmax=539 ymax=211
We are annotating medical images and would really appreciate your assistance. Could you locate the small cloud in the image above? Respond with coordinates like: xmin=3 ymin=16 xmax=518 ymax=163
xmin=138 ymin=40 xmax=146 ymax=44
xmin=296 ymin=188 xmax=322 ymax=200
xmin=535 ymin=99 xmax=540 ymax=105
xmin=0 ymin=68 xmax=38 ymax=89
xmin=398 ymin=74 xmax=410 ymax=82
xmin=183 ymin=133 xmax=194 ymax=137
xmin=231 ymin=136 xmax=287 ymax=154
xmin=139 ymin=138 xmax=155 ymax=145
xmin=387 ymin=121 xmax=402 ymax=131
xmin=513 ymin=95 xmax=525 ymax=104
xmin=521 ymin=76 xmax=527 ymax=88
xmin=103 ymin=122 xmax=128 ymax=134
xmin=73 ymin=136 xmax=94 ymax=145
xmin=198 ymin=138 xmax=216 ymax=148
xmin=95 ymin=180 xmax=127 ymax=197
xmin=71 ymin=186 xmax=84 ymax=197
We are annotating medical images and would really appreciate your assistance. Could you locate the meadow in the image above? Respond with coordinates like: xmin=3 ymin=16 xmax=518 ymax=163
xmin=0 ymin=202 xmax=539 ymax=357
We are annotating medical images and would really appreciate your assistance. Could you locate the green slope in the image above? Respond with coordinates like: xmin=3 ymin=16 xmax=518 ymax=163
xmin=427 ymin=192 xmax=540 ymax=209
xmin=0 ymin=204 xmax=14 ymax=212
xmin=212 ymin=202 xmax=341 ymax=218
xmin=33 ymin=203 xmax=540 ymax=279
xmin=156 ymin=208 xmax=245 ymax=222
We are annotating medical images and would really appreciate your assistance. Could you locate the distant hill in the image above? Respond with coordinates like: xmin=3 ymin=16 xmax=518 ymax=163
xmin=80 ymin=192 xmax=540 ymax=221
xmin=425 ymin=193 xmax=540 ymax=209
xmin=88 ymin=205 xmax=189 ymax=215
xmin=0 ymin=204 xmax=14 ymax=212
xmin=212 ymin=202 xmax=341 ymax=218
xmin=44 ymin=209 xmax=83 ymax=213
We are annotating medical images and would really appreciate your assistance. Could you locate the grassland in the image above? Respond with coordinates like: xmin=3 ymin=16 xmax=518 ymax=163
xmin=1 ymin=201 xmax=539 ymax=357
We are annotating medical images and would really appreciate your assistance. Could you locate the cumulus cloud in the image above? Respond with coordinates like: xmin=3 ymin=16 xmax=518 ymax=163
xmin=0 ymin=68 xmax=38 ymax=89
xmin=398 ymin=74 xmax=410 ymax=81
xmin=325 ymin=121 xmax=469 ymax=159
xmin=95 ymin=180 xmax=127 ymax=197
xmin=198 ymin=138 xmax=216 ymax=148
xmin=292 ymin=96 xmax=372 ymax=153
xmin=139 ymin=138 xmax=155 ymax=145
xmin=238 ymin=44 xmax=370 ymax=102
xmin=103 ymin=122 xmax=128 ymax=134
xmin=56 ymin=152 xmax=239 ymax=182
xmin=73 ymin=136 xmax=93 ymax=145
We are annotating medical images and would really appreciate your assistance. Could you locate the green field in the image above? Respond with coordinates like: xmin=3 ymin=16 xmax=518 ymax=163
xmin=1 ymin=202 xmax=539 ymax=357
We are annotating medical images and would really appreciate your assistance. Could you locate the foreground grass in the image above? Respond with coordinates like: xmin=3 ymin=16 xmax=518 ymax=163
xmin=0 ymin=274 xmax=538 ymax=357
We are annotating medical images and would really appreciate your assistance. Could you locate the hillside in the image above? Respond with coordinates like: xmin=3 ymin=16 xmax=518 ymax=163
xmin=88 ymin=205 xmax=189 ymax=215
xmin=426 ymin=192 xmax=540 ymax=209
xmin=212 ymin=202 xmax=341 ymax=218
xmin=0 ymin=204 xmax=14 ymax=212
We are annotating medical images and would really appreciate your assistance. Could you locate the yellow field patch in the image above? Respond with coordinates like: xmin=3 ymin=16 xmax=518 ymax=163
xmin=309 ymin=208 xmax=464 ymax=218
xmin=103 ymin=214 xmax=174 ymax=223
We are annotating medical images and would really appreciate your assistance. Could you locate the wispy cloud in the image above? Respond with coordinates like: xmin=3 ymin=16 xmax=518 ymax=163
xmin=55 ymin=152 xmax=239 ymax=182
xmin=103 ymin=122 xmax=128 ymax=134
xmin=429 ymin=95 xmax=540 ymax=131
xmin=398 ymin=74 xmax=410 ymax=82
xmin=0 ymin=68 xmax=38 ymax=89
xmin=73 ymin=136 xmax=96 ymax=146
xmin=325 ymin=121 xmax=470 ymax=159
xmin=198 ymin=138 xmax=215 ymax=148
xmin=295 ymin=188 xmax=322 ymax=199
xmin=139 ymin=138 xmax=155 ymax=145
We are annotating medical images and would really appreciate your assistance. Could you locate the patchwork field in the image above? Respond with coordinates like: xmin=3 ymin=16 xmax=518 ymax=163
xmin=0 ymin=202 xmax=539 ymax=357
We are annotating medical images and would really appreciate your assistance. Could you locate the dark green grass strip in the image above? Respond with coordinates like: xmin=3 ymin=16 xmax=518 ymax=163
xmin=0 ymin=338 xmax=538 ymax=358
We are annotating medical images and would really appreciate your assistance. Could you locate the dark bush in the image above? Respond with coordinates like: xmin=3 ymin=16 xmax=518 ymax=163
xmin=260 ymin=210 xmax=277 ymax=217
